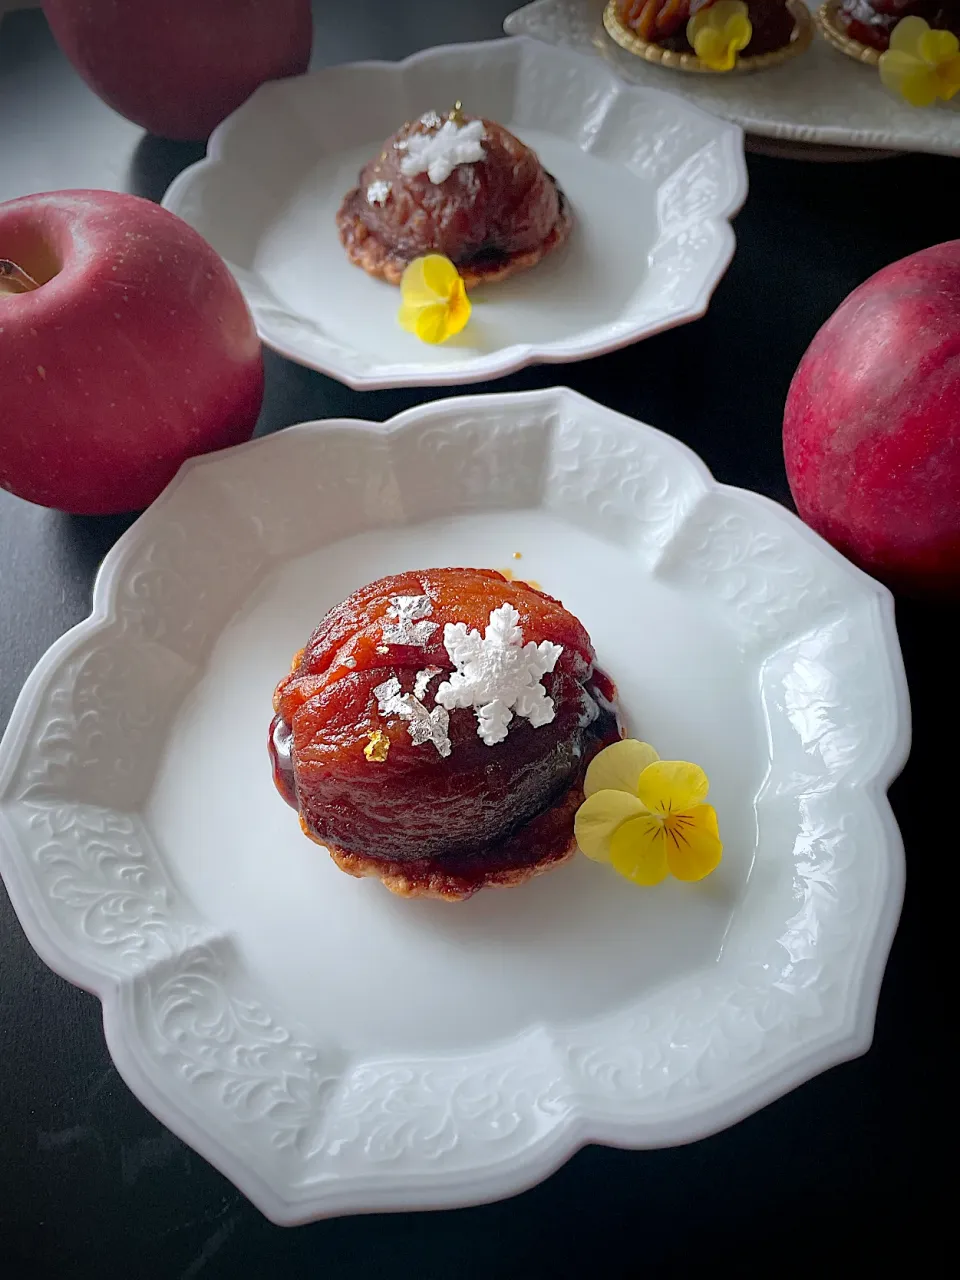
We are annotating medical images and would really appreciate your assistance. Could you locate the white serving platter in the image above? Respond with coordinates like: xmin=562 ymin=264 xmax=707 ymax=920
xmin=505 ymin=0 xmax=960 ymax=160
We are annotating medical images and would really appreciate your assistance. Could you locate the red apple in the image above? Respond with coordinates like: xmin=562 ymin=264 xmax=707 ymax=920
xmin=0 ymin=189 xmax=264 ymax=515
xmin=783 ymin=240 xmax=960 ymax=598
xmin=42 ymin=0 xmax=312 ymax=142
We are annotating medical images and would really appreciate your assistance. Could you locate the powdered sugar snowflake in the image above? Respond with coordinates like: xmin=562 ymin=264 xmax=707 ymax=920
xmin=381 ymin=595 xmax=437 ymax=646
xmin=399 ymin=118 xmax=485 ymax=184
xmin=435 ymin=603 xmax=563 ymax=746
xmin=373 ymin=676 xmax=451 ymax=758
xmin=366 ymin=179 xmax=392 ymax=206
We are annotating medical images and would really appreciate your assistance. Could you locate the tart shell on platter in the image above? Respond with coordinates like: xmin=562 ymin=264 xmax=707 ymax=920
xmin=816 ymin=0 xmax=883 ymax=61
xmin=269 ymin=568 xmax=621 ymax=901
xmin=816 ymin=0 xmax=960 ymax=63
xmin=603 ymin=0 xmax=815 ymax=73
xmin=335 ymin=111 xmax=573 ymax=287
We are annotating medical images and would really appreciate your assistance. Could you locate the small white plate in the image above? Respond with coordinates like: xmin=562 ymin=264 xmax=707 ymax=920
xmin=162 ymin=37 xmax=746 ymax=390
xmin=0 ymin=389 xmax=908 ymax=1224
xmin=505 ymin=0 xmax=960 ymax=161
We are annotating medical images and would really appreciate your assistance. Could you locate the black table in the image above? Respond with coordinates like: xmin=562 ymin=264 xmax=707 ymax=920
xmin=0 ymin=4 xmax=947 ymax=1275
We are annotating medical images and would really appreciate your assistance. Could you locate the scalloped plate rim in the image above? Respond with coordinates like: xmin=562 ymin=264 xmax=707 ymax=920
xmin=0 ymin=387 xmax=909 ymax=1224
xmin=161 ymin=36 xmax=748 ymax=390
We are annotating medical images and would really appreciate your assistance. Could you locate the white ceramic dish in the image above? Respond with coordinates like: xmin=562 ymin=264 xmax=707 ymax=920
xmin=0 ymin=389 xmax=908 ymax=1224
xmin=505 ymin=0 xmax=960 ymax=160
xmin=161 ymin=37 xmax=746 ymax=390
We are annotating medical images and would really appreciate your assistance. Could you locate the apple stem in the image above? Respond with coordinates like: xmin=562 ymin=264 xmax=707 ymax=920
xmin=0 ymin=258 xmax=41 ymax=293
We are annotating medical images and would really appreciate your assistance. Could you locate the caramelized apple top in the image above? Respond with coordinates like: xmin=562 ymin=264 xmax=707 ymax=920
xmin=271 ymin=568 xmax=608 ymax=863
xmin=274 ymin=567 xmax=593 ymax=728
xmin=349 ymin=115 xmax=563 ymax=268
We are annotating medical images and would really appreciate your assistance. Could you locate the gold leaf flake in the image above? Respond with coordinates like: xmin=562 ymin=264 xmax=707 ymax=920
xmin=364 ymin=730 xmax=390 ymax=763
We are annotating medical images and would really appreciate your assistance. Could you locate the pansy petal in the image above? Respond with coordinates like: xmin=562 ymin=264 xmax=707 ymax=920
xmin=727 ymin=13 xmax=752 ymax=48
xmin=420 ymin=253 xmax=460 ymax=297
xmin=635 ymin=760 xmax=709 ymax=816
xmin=889 ymin=14 xmax=930 ymax=55
xmin=444 ymin=277 xmax=472 ymax=336
xmin=584 ymin=739 xmax=659 ymax=799
xmin=397 ymin=301 xmax=422 ymax=334
xmin=609 ymin=815 xmax=669 ymax=886
xmin=413 ymin=302 xmax=457 ymax=344
xmin=694 ymin=21 xmax=750 ymax=69
xmin=918 ymin=27 xmax=959 ymax=63
xmin=937 ymin=55 xmax=960 ymax=96
xmin=574 ymin=788 xmax=646 ymax=861
xmin=665 ymin=805 xmax=723 ymax=882
xmin=899 ymin=73 xmax=938 ymax=109
xmin=879 ymin=50 xmax=939 ymax=106
xmin=694 ymin=29 xmax=736 ymax=71
xmin=399 ymin=257 xmax=438 ymax=307
xmin=688 ymin=0 xmax=748 ymax=33
xmin=709 ymin=0 xmax=750 ymax=24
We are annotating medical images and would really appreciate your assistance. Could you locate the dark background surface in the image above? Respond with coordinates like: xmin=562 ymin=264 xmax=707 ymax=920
xmin=0 ymin=3 xmax=949 ymax=1276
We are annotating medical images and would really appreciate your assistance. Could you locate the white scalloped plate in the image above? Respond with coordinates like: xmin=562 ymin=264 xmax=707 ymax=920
xmin=505 ymin=0 xmax=960 ymax=160
xmin=0 ymin=389 xmax=908 ymax=1224
xmin=160 ymin=37 xmax=746 ymax=390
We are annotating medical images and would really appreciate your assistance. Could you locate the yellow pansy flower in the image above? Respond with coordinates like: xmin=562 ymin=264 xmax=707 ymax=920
xmin=879 ymin=16 xmax=960 ymax=107
xmin=687 ymin=0 xmax=753 ymax=72
xmin=575 ymin=739 xmax=723 ymax=886
xmin=397 ymin=254 xmax=471 ymax=344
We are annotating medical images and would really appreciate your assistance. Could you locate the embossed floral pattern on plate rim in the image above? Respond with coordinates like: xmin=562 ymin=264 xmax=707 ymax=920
xmin=0 ymin=388 xmax=910 ymax=1224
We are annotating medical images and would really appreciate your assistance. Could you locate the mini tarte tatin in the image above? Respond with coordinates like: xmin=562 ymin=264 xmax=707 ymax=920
xmin=827 ymin=0 xmax=959 ymax=51
xmin=336 ymin=107 xmax=572 ymax=287
xmin=606 ymin=0 xmax=812 ymax=71
xmin=269 ymin=568 xmax=620 ymax=901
